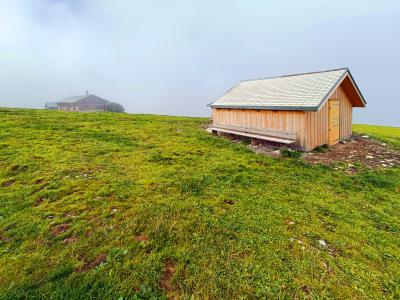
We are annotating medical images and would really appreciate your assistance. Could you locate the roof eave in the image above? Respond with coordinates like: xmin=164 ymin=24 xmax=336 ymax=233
xmin=316 ymin=69 xmax=366 ymax=110
xmin=346 ymin=69 xmax=367 ymax=106
xmin=210 ymin=104 xmax=319 ymax=111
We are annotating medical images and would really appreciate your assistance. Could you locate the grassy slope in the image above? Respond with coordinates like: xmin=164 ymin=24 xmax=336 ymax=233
xmin=353 ymin=124 xmax=400 ymax=150
xmin=0 ymin=109 xmax=399 ymax=299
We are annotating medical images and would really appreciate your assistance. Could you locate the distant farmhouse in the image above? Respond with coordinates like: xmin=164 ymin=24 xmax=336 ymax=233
xmin=45 ymin=92 xmax=124 ymax=112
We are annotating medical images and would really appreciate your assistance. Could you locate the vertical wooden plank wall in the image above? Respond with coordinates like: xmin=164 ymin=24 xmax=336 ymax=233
xmin=212 ymin=109 xmax=306 ymax=146
xmin=331 ymin=85 xmax=353 ymax=139
xmin=303 ymin=84 xmax=353 ymax=150
xmin=304 ymin=102 xmax=329 ymax=151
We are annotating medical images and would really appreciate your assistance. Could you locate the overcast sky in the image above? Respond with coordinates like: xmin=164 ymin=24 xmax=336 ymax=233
xmin=0 ymin=0 xmax=399 ymax=125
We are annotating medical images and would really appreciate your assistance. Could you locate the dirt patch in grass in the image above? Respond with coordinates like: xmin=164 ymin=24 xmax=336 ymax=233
xmin=63 ymin=236 xmax=78 ymax=244
xmin=76 ymin=253 xmax=107 ymax=272
xmin=228 ymin=250 xmax=250 ymax=261
xmin=10 ymin=165 xmax=28 ymax=173
xmin=2 ymin=180 xmax=15 ymax=187
xmin=34 ymin=178 xmax=44 ymax=184
xmin=10 ymin=165 xmax=19 ymax=172
xmin=248 ymin=143 xmax=281 ymax=157
xmin=0 ymin=233 xmax=11 ymax=244
xmin=35 ymin=178 xmax=43 ymax=184
xmin=110 ymin=206 xmax=119 ymax=213
xmin=34 ymin=197 xmax=44 ymax=206
xmin=160 ymin=259 xmax=176 ymax=292
xmin=247 ymin=135 xmax=400 ymax=171
xmin=87 ymin=215 xmax=101 ymax=226
xmin=224 ymin=199 xmax=235 ymax=205
xmin=304 ymin=135 xmax=400 ymax=170
xmin=134 ymin=234 xmax=149 ymax=242
xmin=300 ymin=285 xmax=311 ymax=295
xmin=51 ymin=224 xmax=71 ymax=236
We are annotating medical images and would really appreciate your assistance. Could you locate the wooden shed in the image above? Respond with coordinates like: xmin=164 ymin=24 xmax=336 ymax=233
xmin=208 ymin=68 xmax=366 ymax=151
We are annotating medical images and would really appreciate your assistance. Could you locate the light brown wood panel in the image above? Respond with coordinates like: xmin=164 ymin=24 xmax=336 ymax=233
xmin=328 ymin=99 xmax=340 ymax=145
xmin=212 ymin=108 xmax=306 ymax=147
xmin=330 ymin=85 xmax=353 ymax=139
xmin=304 ymin=101 xmax=329 ymax=150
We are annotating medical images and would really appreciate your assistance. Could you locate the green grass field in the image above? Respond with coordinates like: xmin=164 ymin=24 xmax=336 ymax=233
xmin=1 ymin=108 xmax=399 ymax=299
xmin=353 ymin=124 xmax=400 ymax=150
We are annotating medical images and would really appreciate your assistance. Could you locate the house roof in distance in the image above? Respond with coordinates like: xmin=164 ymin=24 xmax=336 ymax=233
xmin=209 ymin=68 xmax=366 ymax=111
xmin=56 ymin=94 xmax=111 ymax=104
xmin=56 ymin=95 xmax=89 ymax=103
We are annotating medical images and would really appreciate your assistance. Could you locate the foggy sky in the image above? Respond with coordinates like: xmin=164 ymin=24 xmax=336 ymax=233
xmin=0 ymin=0 xmax=399 ymax=125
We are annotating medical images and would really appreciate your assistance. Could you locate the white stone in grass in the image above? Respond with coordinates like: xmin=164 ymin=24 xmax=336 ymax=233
xmin=318 ymin=240 xmax=327 ymax=248
xmin=366 ymin=155 xmax=374 ymax=159
xmin=288 ymin=221 xmax=295 ymax=225
xmin=362 ymin=135 xmax=369 ymax=138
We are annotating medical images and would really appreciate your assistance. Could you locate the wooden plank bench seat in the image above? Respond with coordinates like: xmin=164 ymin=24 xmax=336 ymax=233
xmin=209 ymin=124 xmax=296 ymax=145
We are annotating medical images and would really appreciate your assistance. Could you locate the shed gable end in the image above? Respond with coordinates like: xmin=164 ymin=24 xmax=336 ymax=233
xmin=320 ymin=72 xmax=366 ymax=111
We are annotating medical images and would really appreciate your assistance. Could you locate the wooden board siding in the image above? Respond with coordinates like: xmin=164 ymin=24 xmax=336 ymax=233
xmin=331 ymin=85 xmax=353 ymax=139
xmin=304 ymin=101 xmax=329 ymax=151
xmin=328 ymin=99 xmax=340 ymax=145
xmin=303 ymin=85 xmax=353 ymax=150
xmin=212 ymin=109 xmax=306 ymax=146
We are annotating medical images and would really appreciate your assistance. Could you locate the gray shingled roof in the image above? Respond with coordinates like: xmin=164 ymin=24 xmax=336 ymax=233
xmin=57 ymin=95 xmax=89 ymax=103
xmin=210 ymin=68 xmax=361 ymax=111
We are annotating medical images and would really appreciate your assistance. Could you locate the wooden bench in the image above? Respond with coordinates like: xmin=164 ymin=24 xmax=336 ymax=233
xmin=209 ymin=124 xmax=296 ymax=145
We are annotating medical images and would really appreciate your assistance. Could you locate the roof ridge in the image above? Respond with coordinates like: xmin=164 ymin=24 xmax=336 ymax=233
xmin=56 ymin=94 xmax=89 ymax=103
xmin=59 ymin=94 xmax=86 ymax=99
xmin=240 ymin=67 xmax=349 ymax=83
